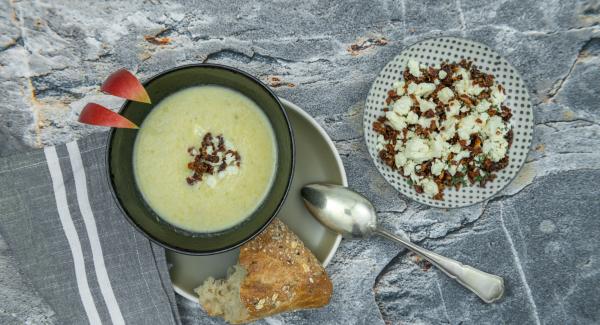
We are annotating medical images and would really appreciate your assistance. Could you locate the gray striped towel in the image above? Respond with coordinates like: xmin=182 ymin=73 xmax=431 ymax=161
xmin=0 ymin=132 xmax=181 ymax=325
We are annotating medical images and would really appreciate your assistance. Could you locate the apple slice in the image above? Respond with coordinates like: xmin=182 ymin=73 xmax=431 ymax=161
xmin=78 ymin=103 xmax=139 ymax=129
xmin=101 ymin=69 xmax=151 ymax=104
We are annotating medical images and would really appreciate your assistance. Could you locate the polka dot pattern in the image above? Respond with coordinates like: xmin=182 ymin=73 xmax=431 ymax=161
xmin=363 ymin=37 xmax=534 ymax=208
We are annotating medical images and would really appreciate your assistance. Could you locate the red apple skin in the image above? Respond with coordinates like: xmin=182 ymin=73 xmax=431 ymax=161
xmin=78 ymin=103 xmax=139 ymax=129
xmin=100 ymin=69 xmax=151 ymax=104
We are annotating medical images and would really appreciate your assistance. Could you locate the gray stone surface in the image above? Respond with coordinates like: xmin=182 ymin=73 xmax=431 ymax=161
xmin=0 ymin=0 xmax=599 ymax=324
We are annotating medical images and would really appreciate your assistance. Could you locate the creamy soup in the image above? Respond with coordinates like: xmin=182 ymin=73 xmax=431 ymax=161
xmin=134 ymin=86 xmax=277 ymax=232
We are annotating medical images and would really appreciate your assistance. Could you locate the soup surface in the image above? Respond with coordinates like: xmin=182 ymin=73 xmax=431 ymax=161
xmin=134 ymin=85 xmax=277 ymax=232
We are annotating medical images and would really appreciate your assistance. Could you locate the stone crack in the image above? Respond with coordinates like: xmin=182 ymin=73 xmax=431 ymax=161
xmin=434 ymin=276 xmax=451 ymax=323
xmin=499 ymin=202 xmax=541 ymax=325
xmin=456 ymin=0 xmax=466 ymax=36
xmin=547 ymin=37 xmax=599 ymax=100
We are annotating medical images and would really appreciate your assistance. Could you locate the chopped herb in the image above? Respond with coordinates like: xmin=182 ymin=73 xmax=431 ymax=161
xmin=450 ymin=175 xmax=464 ymax=186
xmin=475 ymin=155 xmax=485 ymax=165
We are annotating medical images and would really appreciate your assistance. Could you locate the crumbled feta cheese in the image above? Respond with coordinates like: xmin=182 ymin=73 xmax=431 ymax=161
xmin=414 ymin=83 xmax=436 ymax=97
xmin=450 ymin=143 xmax=462 ymax=154
xmin=403 ymin=160 xmax=417 ymax=177
xmin=440 ymin=117 xmax=458 ymax=140
xmin=386 ymin=111 xmax=407 ymax=130
xmin=453 ymin=69 xmax=471 ymax=95
xmin=395 ymin=152 xmax=407 ymax=167
xmin=376 ymin=134 xmax=385 ymax=151
xmin=417 ymin=97 xmax=436 ymax=112
xmin=455 ymin=149 xmax=471 ymax=161
xmin=430 ymin=137 xmax=450 ymax=159
xmin=475 ymin=99 xmax=491 ymax=112
xmin=434 ymin=79 xmax=440 ymax=85
xmin=406 ymin=111 xmax=419 ymax=124
xmin=457 ymin=115 xmax=482 ymax=140
xmin=421 ymin=178 xmax=439 ymax=196
xmin=447 ymin=100 xmax=462 ymax=117
xmin=407 ymin=59 xmax=422 ymax=77
xmin=393 ymin=96 xmax=413 ymax=115
xmin=437 ymin=87 xmax=454 ymax=104
xmin=479 ymin=112 xmax=490 ymax=121
xmin=482 ymin=137 xmax=508 ymax=162
xmin=225 ymin=153 xmax=235 ymax=165
xmin=407 ymin=82 xmax=418 ymax=95
xmin=395 ymin=80 xmax=406 ymax=95
xmin=431 ymin=159 xmax=445 ymax=176
xmin=417 ymin=116 xmax=433 ymax=129
xmin=474 ymin=112 xmax=489 ymax=127
xmin=404 ymin=138 xmax=433 ymax=163
xmin=410 ymin=173 xmax=422 ymax=183
xmin=490 ymin=87 xmax=505 ymax=106
xmin=448 ymin=164 xmax=458 ymax=176
xmin=484 ymin=116 xmax=509 ymax=139
xmin=467 ymin=84 xmax=485 ymax=96
xmin=438 ymin=70 xmax=447 ymax=80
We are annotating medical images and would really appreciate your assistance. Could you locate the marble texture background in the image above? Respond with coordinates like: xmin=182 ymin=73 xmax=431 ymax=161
xmin=1 ymin=0 xmax=599 ymax=324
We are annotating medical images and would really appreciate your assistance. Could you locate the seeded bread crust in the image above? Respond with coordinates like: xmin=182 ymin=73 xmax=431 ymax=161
xmin=197 ymin=219 xmax=333 ymax=324
xmin=238 ymin=219 xmax=332 ymax=322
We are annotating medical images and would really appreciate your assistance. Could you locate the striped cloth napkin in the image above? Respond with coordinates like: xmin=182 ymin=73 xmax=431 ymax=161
xmin=0 ymin=132 xmax=181 ymax=325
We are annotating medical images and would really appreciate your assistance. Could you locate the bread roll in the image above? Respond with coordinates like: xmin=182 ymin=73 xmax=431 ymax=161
xmin=195 ymin=219 xmax=333 ymax=324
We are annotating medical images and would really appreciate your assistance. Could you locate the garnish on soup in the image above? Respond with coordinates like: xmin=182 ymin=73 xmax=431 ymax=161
xmin=186 ymin=132 xmax=241 ymax=187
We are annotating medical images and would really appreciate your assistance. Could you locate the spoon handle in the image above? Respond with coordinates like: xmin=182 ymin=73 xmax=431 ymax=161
xmin=375 ymin=227 xmax=504 ymax=303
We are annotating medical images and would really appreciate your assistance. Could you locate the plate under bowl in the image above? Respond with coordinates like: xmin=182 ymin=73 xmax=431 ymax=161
xmin=107 ymin=64 xmax=294 ymax=255
xmin=167 ymin=98 xmax=346 ymax=302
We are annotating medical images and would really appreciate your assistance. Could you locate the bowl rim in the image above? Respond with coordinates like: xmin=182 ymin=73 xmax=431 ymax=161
xmin=105 ymin=63 xmax=295 ymax=255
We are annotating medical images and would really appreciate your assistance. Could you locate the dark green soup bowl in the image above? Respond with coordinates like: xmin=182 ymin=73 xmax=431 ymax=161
xmin=107 ymin=64 xmax=294 ymax=255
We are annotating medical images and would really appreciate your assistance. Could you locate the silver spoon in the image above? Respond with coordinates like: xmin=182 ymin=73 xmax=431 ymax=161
xmin=301 ymin=183 xmax=504 ymax=303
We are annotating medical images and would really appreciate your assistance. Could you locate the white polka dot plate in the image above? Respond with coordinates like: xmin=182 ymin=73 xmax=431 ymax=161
xmin=363 ymin=37 xmax=533 ymax=208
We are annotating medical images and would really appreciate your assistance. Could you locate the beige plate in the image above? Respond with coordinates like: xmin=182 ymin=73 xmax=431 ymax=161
xmin=166 ymin=98 xmax=347 ymax=302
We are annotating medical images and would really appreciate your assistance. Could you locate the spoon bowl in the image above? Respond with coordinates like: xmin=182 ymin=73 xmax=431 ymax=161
xmin=301 ymin=184 xmax=377 ymax=238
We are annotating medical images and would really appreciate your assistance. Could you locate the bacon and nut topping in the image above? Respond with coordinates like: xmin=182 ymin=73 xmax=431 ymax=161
xmin=373 ymin=59 xmax=513 ymax=200
xmin=186 ymin=132 xmax=241 ymax=188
